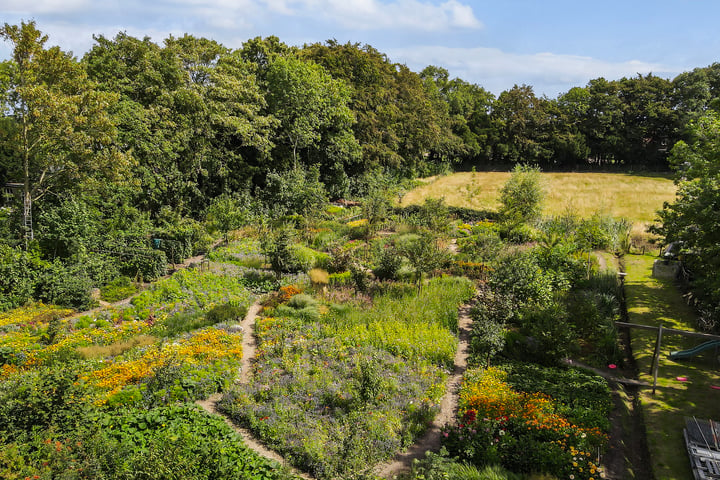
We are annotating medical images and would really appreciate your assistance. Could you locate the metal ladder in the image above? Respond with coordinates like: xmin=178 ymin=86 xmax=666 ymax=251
xmin=23 ymin=193 xmax=33 ymax=240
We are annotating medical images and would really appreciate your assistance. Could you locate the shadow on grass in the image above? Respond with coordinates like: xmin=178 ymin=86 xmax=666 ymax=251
xmin=622 ymin=254 xmax=720 ymax=480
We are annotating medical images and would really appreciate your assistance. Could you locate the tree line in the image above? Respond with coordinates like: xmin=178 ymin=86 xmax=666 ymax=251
xmin=4 ymin=21 xmax=720 ymax=219
xmin=3 ymin=21 xmax=720 ymax=326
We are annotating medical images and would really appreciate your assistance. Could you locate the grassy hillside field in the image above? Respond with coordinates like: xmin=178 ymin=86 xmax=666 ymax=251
xmin=401 ymin=171 xmax=676 ymax=229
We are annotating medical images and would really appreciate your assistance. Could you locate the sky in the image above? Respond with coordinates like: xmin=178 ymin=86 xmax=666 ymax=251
xmin=2 ymin=0 xmax=719 ymax=97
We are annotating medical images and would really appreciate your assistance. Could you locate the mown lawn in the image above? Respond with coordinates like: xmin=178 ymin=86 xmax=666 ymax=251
xmin=623 ymin=253 xmax=720 ymax=480
xmin=401 ymin=172 xmax=675 ymax=227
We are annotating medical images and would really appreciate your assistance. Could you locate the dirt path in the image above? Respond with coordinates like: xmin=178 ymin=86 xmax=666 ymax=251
xmin=375 ymin=299 xmax=475 ymax=479
xmin=595 ymin=250 xmax=608 ymax=271
xmin=195 ymin=300 xmax=314 ymax=479
xmin=70 ymin=242 xmax=223 ymax=321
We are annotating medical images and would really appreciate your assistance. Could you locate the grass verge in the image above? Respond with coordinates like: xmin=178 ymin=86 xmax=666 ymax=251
xmin=623 ymin=253 xmax=720 ymax=480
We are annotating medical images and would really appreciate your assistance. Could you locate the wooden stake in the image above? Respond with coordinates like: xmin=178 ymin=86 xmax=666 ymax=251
xmin=652 ymin=324 xmax=664 ymax=395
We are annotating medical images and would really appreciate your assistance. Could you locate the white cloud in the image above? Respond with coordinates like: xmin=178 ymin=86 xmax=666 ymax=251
xmin=1 ymin=0 xmax=90 ymax=14
xmin=260 ymin=0 xmax=482 ymax=31
xmin=387 ymin=45 xmax=684 ymax=95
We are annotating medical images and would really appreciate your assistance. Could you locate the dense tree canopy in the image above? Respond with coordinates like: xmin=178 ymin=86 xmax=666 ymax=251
xmin=1 ymin=24 xmax=719 ymax=284
xmin=3 ymin=26 xmax=713 ymax=221
xmin=653 ymin=112 xmax=720 ymax=331
xmin=0 ymin=22 xmax=128 ymax=208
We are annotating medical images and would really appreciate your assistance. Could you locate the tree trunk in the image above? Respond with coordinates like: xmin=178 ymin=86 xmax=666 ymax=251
xmin=22 ymin=111 xmax=33 ymax=247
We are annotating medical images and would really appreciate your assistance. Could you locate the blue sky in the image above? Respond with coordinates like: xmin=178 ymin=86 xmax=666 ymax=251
xmin=2 ymin=0 xmax=719 ymax=97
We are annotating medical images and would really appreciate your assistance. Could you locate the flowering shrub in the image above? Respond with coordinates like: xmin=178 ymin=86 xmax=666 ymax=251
xmin=448 ymin=260 xmax=493 ymax=280
xmin=279 ymin=284 xmax=302 ymax=301
xmin=444 ymin=367 xmax=606 ymax=480
xmin=0 ymin=304 xmax=73 ymax=329
xmin=346 ymin=218 xmax=368 ymax=228
xmin=82 ymin=327 xmax=243 ymax=405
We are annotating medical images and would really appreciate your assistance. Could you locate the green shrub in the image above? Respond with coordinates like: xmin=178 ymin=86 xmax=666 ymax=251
xmin=100 ymin=276 xmax=138 ymax=302
xmin=373 ymin=246 xmax=403 ymax=281
xmin=499 ymin=222 xmax=541 ymax=243
xmin=498 ymin=164 xmax=545 ymax=225
xmin=0 ymin=245 xmax=43 ymax=311
xmin=533 ymin=241 xmax=586 ymax=289
xmin=205 ymin=302 xmax=247 ymax=324
xmin=488 ymin=252 xmax=554 ymax=308
xmin=286 ymin=293 xmax=318 ymax=309
xmin=404 ymin=450 xmax=521 ymax=480
xmin=458 ymin=231 xmax=505 ymax=261
xmin=290 ymin=244 xmax=330 ymax=272
xmin=121 ymin=248 xmax=167 ymax=282
xmin=506 ymin=301 xmax=577 ymax=366
xmin=159 ymin=310 xmax=207 ymax=337
xmin=575 ymin=214 xmax=632 ymax=252
xmin=0 ymin=365 xmax=88 ymax=434
xmin=325 ymin=205 xmax=344 ymax=216
xmin=14 ymin=405 xmax=295 ymax=480
xmin=35 ymin=260 xmax=94 ymax=310
xmin=328 ymin=271 xmax=352 ymax=286
xmin=240 ymin=269 xmax=278 ymax=294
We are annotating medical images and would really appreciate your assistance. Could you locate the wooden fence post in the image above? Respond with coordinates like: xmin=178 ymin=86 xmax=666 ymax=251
xmin=652 ymin=324 xmax=664 ymax=395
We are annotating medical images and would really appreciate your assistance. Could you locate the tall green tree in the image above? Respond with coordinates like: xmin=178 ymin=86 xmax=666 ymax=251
xmin=498 ymin=164 xmax=545 ymax=225
xmin=653 ymin=113 xmax=720 ymax=331
xmin=491 ymin=85 xmax=552 ymax=166
xmin=263 ymin=55 xmax=360 ymax=197
xmin=546 ymin=87 xmax=591 ymax=168
xmin=84 ymin=33 xmax=272 ymax=214
xmin=421 ymin=66 xmax=495 ymax=165
xmin=582 ymin=77 xmax=625 ymax=165
xmin=301 ymin=41 xmax=404 ymax=170
xmin=0 ymin=22 xmax=128 ymax=242
xmin=617 ymin=74 xmax=678 ymax=169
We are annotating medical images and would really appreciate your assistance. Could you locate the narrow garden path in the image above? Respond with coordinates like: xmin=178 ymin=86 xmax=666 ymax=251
xmin=72 ymin=242 xmax=223 ymax=320
xmin=195 ymin=299 xmax=314 ymax=479
xmin=374 ymin=298 xmax=475 ymax=478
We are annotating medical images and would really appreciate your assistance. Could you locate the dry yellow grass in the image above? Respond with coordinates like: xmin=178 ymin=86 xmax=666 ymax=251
xmin=77 ymin=335 xmax=158 ymax=359
xmin=401 ymin=172 xmax=676 ymax=234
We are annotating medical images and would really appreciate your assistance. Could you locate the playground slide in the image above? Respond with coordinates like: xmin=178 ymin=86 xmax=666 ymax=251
xmin=668 ymin=340 xmax=720 ymax=361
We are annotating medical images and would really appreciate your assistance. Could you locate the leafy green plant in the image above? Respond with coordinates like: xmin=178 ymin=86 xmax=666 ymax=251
xmin=35 ymin=260 xmax=95 ymax=310
xmin=488 ymin=252 xmax=553 ymax=308
xmin=120 ymin=248 xmax=168 ymax=282
xmin=403 ymin=450 xmax=521 ymax=480
xmin=100 ymin=276 xmax=138 ymax=302
xmin=373 ymin=245 xmax=403 ymax=281
xmin=398 ymin=233 xmax=450 ymax=284
xmin=498 ymin=165 xmax=545 ymax=225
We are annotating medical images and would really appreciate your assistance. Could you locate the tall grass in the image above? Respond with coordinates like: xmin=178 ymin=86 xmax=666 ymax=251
xmin=401 ymin=171 xmax=675 ymax=226
xmin=325 ymin=276 xmax=475 ymax=368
